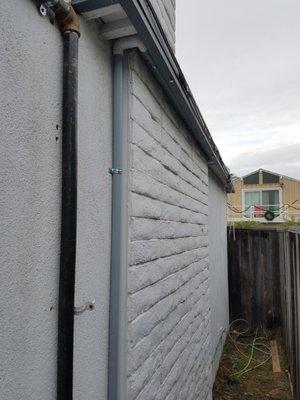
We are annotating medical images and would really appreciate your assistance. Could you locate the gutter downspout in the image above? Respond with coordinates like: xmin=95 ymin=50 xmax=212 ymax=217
xmin=108 ymin=35 xmax=146 ymax=400
xmin=41 ymin=2 xmax=80 ymax=399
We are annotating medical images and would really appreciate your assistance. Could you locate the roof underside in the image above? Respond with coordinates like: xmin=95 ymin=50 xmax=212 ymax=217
xmin=73 ymin=0 xmax=234 ymax=192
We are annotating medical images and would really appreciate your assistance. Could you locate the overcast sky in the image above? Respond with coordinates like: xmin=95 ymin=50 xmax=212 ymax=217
xmin=176 ymin=0 xmax=300 ymax=179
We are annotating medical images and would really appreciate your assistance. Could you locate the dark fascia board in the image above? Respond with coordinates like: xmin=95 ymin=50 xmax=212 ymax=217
xmin=73 ymin=0 xmax=117 ymax=10
xmin=73 ymin=0 xmax=234 ymax=193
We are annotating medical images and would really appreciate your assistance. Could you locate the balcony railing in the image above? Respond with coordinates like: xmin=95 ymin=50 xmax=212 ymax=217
xmin=227 ymin=203 xmax=300 ymax=222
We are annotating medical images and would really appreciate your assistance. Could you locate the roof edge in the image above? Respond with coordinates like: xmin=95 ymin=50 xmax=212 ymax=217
xmin=73 ymin=0 xmax=234 ymax=192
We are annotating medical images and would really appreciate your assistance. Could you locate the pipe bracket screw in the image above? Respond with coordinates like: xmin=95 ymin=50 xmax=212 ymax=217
xmin=39 ymin=3 xmax=49 ymax=16
xmin=74 ymin=300 xmax=95 ymax=316
xmin=109 ymin=167 xmax=123 ymax=175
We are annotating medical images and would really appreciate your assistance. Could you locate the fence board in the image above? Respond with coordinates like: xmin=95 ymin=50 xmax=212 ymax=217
xmin=228 ymin=227 xmax=300 ymax=399
xmin=228 ymin=228 xmax=281 ymax=329
xmin=280 ymin=230 xmax=300 ymax=399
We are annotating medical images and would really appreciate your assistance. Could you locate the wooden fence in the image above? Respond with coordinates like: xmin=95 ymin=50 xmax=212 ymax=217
xmin=228 ymin=228 xmax=281 ymax=329
xmin=280 ymin=229 xmax=300 ymax=399
xmin=228 ymin=227 xmax=300 ymax=399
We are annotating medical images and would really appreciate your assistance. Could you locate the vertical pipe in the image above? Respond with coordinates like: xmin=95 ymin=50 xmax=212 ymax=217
xmin=57 ymin=30 xmax=79 ymax=400
xmin=108 ymin=37 xmax=145 ymax=400
xmin=108 ymin=53 xmax=127 ymax=400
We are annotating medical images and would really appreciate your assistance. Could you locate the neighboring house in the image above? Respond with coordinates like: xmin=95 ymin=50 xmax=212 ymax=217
xmin=1 ymin=1 xmax=233 ymax=400
xmin=228 ymin=169 xmax=300 ymax=222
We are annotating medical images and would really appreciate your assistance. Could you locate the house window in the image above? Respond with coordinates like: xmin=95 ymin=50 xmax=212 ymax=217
xmin=244 ymin=191 xmax=260 ymax=215
xmin=262 ymin=172 xmax=280 ymax=184
xmin=243 ymin=172 xmax=260 ymax=185
xmin=244 ymin=189 xmax=280 ymax=217
xmin=262 ymin=190 xmax=280 ymax=210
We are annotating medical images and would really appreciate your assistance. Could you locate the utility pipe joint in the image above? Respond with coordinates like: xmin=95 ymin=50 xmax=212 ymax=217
xmin=44 ymin=0 xmax=80 ymax=36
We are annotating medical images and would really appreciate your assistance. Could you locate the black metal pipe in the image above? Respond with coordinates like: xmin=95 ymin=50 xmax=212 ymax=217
xmin=57 ymin=30 xmax=79 ymax=400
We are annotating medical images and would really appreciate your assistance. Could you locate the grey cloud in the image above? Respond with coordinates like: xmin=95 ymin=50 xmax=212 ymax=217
xmin=228 ymin=141 xmax=300 ymax=178
xmin=176 ymin=0 xmax=300 ymax=179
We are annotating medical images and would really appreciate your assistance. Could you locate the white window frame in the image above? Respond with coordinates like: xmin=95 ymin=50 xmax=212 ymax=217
xmin=242 ymin=187 xmax=283 ymax=220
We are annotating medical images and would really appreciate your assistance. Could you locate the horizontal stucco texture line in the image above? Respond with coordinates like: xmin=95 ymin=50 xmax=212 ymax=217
xmin=130 ymin=216 xmax=208 ymax=241
xmin=128 ymin=247 xmax=209 ymax=293
xmin=149 ymin=0 xmax=176 ymax=50
xmin=131 ymin=170 xmax=208 ymax=215
xmin=127 ymin=51 xmax=212 ymax=400
xmin=130 ymin=79 xmax=208 ymax=181
xmin=131 ymin=142 xmax=208 ymax=203
xmin=131 ymin=192 xmax=208 ymax=224
xmin=127 ymin=278 xmax=209 ymax=375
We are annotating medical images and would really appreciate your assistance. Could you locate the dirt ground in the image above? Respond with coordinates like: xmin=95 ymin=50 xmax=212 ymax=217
xmin=213 ymin=330 xmax=293 ymax=400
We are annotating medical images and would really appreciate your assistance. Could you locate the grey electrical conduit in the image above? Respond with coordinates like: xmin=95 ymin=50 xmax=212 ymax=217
xmin=108 ymin=35 xmax=146 ymax=400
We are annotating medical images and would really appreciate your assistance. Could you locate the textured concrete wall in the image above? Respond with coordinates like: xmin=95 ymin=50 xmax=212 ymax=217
xmin=149 ymin=0 xmax=176 ymax=50
xmin=126 ymin=52 xmax=212 ymax=400
xmin=0 ymin=1 xmax=112 ymax=399
xmin=208 ymin=172 xmax=229 ymax=379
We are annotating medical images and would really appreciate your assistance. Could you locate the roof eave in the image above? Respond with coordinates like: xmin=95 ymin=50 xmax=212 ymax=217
xmin=73 ymin=0 xmax=233 ymax=192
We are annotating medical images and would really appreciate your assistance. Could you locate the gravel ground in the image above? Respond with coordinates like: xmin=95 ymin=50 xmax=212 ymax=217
xmin=213 ymin=330 xmax=293 ymax=400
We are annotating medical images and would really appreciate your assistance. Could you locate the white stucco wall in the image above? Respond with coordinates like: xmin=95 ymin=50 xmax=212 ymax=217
xmin=126 ymin=52 xmax=213 ymax=400
xmin=0 ymin=1 xmax=112 ymax=399
xmin=208 ymin=171 xmax=229 ymax=380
